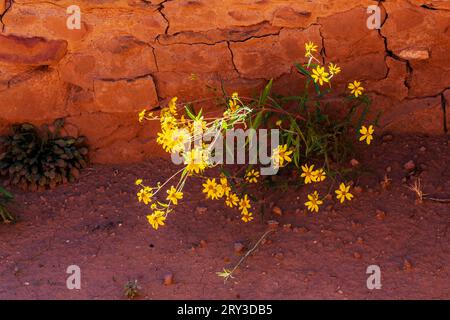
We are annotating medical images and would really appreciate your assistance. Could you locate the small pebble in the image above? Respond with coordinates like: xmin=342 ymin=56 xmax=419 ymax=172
xmin=351 ymin=220 xmax=361 ymax=228
xmin=403 ymin=160 xmax=416 ymax=171
xmin=403 ymin=259 xmax=413 ymax=271
xmin=353 ymin=186 xmax=363 ymax=194
xmin=350 ymin=159 xmax=359 ymax=167
xmin=376 ymin=209 xmax=386 ymax=221
xmin=271 ymin=206 xmax=283 ymax=216
xmin=163 ymin=273 xmax=174 ymax=285
xmin=274 ymin=252 xmax=284 ymax=260
xmin=293 ymin=226 xmax=309 ymax=234
xmin=199 ymin=240 xmax=207 ymax=248
xmin=267 ymin=220 xmax=279 ymax=229
xmin=195 ymin=207 xmax=208 ymax=215
xmin=234 ymin=242 xmax=245 ymax=254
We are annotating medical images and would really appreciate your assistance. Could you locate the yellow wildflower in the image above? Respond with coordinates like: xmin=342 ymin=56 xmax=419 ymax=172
xmin=190 ymin=118 xmax=207 ymax=133
xmin=335 ymin=183 xmax=354 ymax=203
xmin=272 ymin=144 xmax=293 ymax=168
xmin=359 ymin=125 xmax=374 ymax=145
xmin=166 ymin=186 xmax=183 ymax=205
xmin=241 ymin=212 xmax=254 ymax=222
xmin=220 ymin=177 xmax=231 ymax=196
xmin=157 ymin=127 xmax=191 ymax=153
xmin=137 ymin=187 xmax=152 ymax=205
xmin=311 ymin=66 xmax=330 ymax=86
xmin=215 ymin=184 xmax=225 ymax=199
xmin=228 ymin=99 xmax=238 ymax=113
xmin=156 ymin=129 xmax=173 ymax=152
xmin=225 ymin=193 xmax=239 ymax=208
xmin=168 ymin=97 xmax=178 ymax=115
xmin=328 ymin=63 xmax=341 ymax=75
xmin=301 ymin=164 xmax=316 ymax=184
xmin=245 ymin=169 xmax=260 ymax=183
xmin=202 ymin=178 xmax=220 ymax=200
xmin=147 ymin=211 xmax=166 ymax=230
xmin=160 ymin=114 xmax=177 ymax=131
xmin=313 ymin=168 xmax=326 ymax=182
xmin=171 ymin=128 xmax=191 ymax=152
xmin=238 ymin=194 xmax=251 ymax=214
xmin=305 ymin=41 xmax=318 ymax=57
xmin=184 ymin=147 xmax=208 ymax=174
xmin=304 ymin=191 xmax=323 ymax=213
xmin=138 ymin=109 xmax=147 ymax=123
xmin=135 ymin=179 xmax=143 ymax=185
xmin=348 ymin=81 xmax=364 ymax=97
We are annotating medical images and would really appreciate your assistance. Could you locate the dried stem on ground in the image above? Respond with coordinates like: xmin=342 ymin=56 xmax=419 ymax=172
xmin=407 ymin=178 xmax=450 ymax=203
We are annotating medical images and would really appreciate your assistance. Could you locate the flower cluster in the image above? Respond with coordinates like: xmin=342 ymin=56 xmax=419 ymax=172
xmin=268 ymin=41 xmax=377 ymax=213
xmin=269 ymin=143 xmax=354 ymax=213
xmin=201 ymin=175 xmax=254 ymax=222
xmin=301 ymin=164 xmax=354 ymax=212
xmin=271 ymin=144 xmax=293 ymax=168
xmin=304 ymin=42 xmax=374 ymax=144
xmin=135 ymin=42 xmax=377 ymax=230
xmin=136 ymin=93 xmax=253 ymax=230
xmin=304 ymin=41 xmax=364 ymax=99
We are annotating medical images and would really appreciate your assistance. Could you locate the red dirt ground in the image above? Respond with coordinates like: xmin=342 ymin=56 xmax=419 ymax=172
xmin=0 ymin=134 xmax=449 ymax=299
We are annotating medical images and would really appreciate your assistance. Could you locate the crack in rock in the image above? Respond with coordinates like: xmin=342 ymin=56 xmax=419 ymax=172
xmin=377 ymin=5 xmax=412 ymax=94
xmin=441 ymin=92 xmax=447 ymax=133
xmin=0 ymin=0 xmax=13 ymax=32
xmin=157 ymin=0 xmax=172 ymax=35
xmin=227 ymin=41 xmax=240 ymax=77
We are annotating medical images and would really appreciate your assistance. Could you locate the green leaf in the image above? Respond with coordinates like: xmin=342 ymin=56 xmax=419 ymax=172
xmin=356 ymin=104 xmax=370 ymax=133
xmin=0 ymin=186 xmax=13 ymax=200
xmin=258 ymin=79 xmax=273 ymax=107
xmin=196 ymin=108 xmax=203 ymax=120
xmin=250 ymin=111 xmax=264 ymax=130
xmin=294 ymin=63 xmax=310 ymax=77
xmin=184 ymin=105 xmax=197 ymax=120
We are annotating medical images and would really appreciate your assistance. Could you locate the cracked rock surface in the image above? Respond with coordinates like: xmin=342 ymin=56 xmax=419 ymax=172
xmin=0 ymin=0 xmax=449 ymax=163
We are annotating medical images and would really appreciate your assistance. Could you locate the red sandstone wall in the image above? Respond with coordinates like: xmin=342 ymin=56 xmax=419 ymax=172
xmin=0 ymin=0 xmax=449 ymax=163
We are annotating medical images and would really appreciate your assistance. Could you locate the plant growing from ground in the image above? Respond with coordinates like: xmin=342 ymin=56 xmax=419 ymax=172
xmin=123 ymin=280 xmax=140 ymax=299
xmin=136 ymin=94 xmax=257 ymax=229
xmin=250 ymin=44 xmax=376 ymax=171
xmin=135 ymin=41 xmax=378 ymax=229
xmin=0 ymin=119 xmax=89 ymax=191
xmin=0 ymin=186 xmax=14 ymax=223
xmin=407 ymin=178 xmax=450 ymax=203
xmin=135 ymin=41 xmax=378 ymax=280
xmin=246 ymin=41 xmax=377 ymax=213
